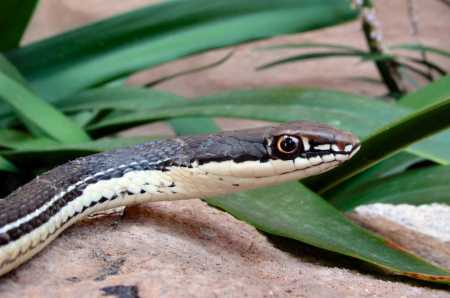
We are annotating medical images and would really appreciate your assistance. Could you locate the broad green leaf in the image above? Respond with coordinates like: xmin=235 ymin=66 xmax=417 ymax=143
xmin=1 ymin=136 xmax=161 ymax=168
xmin=399 ymin=75 xmax=450 ymax=109
xmin=89 ymin=89 xmax=394 ymax=135
xmin=169 ymin=117 xmax=219 ymax=136
xmin=0 ymin=0 xmax=39 ymax=50
xmin=71 ymin=110 xmax=100 ymax=128
xmin=0 ymin=54 xmax=30 ymax=119
xmin=208 ymin=183 xmax=450 ymax=283
xmin=326 ymin=152 xmax=424 ymax=199
xmin=0 ymin=54 xmax=27 ymax=85
xmin=0 ymin=128 xmax=32 ymax=148
xmin=7 ymin=0 xmax=358 ymax=100
xmin=58 ymin=86 xmax=186 ymax=112
xmin=0 ymin=86 xmax=187 ymax=122
xmin=0 ymin=71 xmax=91 ymax=143
xmin=390 ymin=43 xmax=450 ymax=59
xmin=0 ymin=155 xmax=17 ymax=172
xmin=4 ymin=137 xmax=57 ymax=150
xmin=328 ymin=78 xmax=450 ymax=199
xmin=305 ymin=97 xmax=450 ymax=193
xmin=330 ymin=165 xmax=450 ymax=211
xmin=89 ymin=88 xmax=450 ymax=164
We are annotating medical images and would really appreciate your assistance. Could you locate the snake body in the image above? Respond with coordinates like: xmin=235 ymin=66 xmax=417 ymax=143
xmin=0 ymin=121 xmax=360 ymax=276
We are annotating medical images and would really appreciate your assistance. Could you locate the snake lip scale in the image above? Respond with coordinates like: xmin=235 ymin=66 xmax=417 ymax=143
xmin=0 ymin=121 xmax=360 ymax=276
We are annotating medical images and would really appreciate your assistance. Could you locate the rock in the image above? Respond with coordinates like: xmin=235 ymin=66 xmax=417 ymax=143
xmin=350 ymin=204 xmax=450 ymax=271
xmin=0 ymin=200 xmax=448 ymax=297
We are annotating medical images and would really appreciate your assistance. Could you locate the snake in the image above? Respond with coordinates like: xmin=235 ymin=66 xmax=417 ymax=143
xmin=0 ymin=121 xmax=360 ymax=277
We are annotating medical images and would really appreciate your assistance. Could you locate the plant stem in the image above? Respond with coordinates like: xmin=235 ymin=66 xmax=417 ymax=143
xmin=355 ymin=0 xmax=406 ymax=97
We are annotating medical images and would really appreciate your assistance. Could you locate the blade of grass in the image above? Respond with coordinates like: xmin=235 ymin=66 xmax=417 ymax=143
xmin=257 ymin=50 xmax=395 ymax=70
xmin=399 ymin=75 xmax=450 ymax=109
xmin=0 ymin=155 xmax=17 ymax=172
xmin=258 ymin=42 xmax=365 ymax=53
xmin=0 ymin=128 xmax=32 ymax=148
xmin=145 ymin=50 xmax=234 ymax=87
xmin=304 ymin=97 xmax=450 ymax=194
xmin=403 ymin=57 xmax=447 ymax=76
xmin=325 ymin=152 xmax=424 ymax=202
xmin=329 ymin=165 xmax=450 ymax=211
xmin=3 ymin=137 xmax=57 ymax=150
xmin=71 ymin=110 xmax=101 ymax=128
xmin=0 ymin=71 xmax=91 ymax=143
xmin=7 ymin=0 xmax=358 ymax=100
xmin=390 ymin=43 xmax=450 ymax=59
xmin=257 ymin=51 xmax=372 ymax=69
xmin=1 ymin=136 xmax=161 ymax=168
xmin=0 ymin=54 xmax=27 ymax=85
xmin=57 ymin=86 xmax=186 ymax=112
xmin=0 ymin=0 xmax=39 ymax=51
xmin=330 ymin=78 xmax=450 ymax=205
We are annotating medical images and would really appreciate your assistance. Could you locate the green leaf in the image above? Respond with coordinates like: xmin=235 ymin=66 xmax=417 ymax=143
xmin=1 ymin=136 xmax=161 ymax=168
xmin=328 ymin=78 xmax=450 ymax=200
xmin=305 ymin=97 xmax=450 ymax=194
xmin=0 ymin=128 xmax=32 ymax=148
xmin=0 ymin=71 xmax=91 ymax=143
xmin=169 ymin=117 xmax=219 ymax=136
xmin=88 ymin=89 xmax=393 ymax=135
xmin=0 ymin=0 xmax=39 ymax=51
xmin=4 ymin=137 xmax=57 ymax=150
xmin=145 ymin=50 xmax=234 ymax=88
xmin=259 ymin=42 xmax=365 ymax=53
xmin=58 ymin=86 xmax=186 ymax=112
xmin=0 ymin=155 xmax=17 ymax=172
xmin=0 ymin=54 xmax=28 ymax=85
xmin=89 ymin=88 xmax=450 ymax=164
xmin=399 ymin=75 xmax=450 ymax=109
xmin=7 ymin=0 xmax=358 ymax=100
xmin=209 ymin=183 xmax=450 ymax=283
xmin=326 ymin=152 xmax=424 ymax=200
xmin=257 ymin=51 xmax=394 ymax=70
xmin=71 ymin=110 xmax=100 ymax=128
xmin=390 ymin=43 xmax=450 ymax=59
xmin=330 ymin=165 xmax=450 ymax=211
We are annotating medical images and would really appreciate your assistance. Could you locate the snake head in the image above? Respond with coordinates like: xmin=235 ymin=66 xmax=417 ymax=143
xmin=187 ymin=121 xmax=360 ymax=187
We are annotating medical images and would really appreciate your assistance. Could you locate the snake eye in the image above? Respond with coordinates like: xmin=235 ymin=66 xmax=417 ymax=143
xmin=276 ymin=135 xmax=301 ymax=154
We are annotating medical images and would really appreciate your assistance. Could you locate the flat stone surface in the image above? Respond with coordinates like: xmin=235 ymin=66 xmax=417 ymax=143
xmin=350 ymin=209 xmax=450 ymax=272
xmin=0 ymin=200 xmax=448 ymax=298
xmin=355 ymin=203 xmax=450 ymax=242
